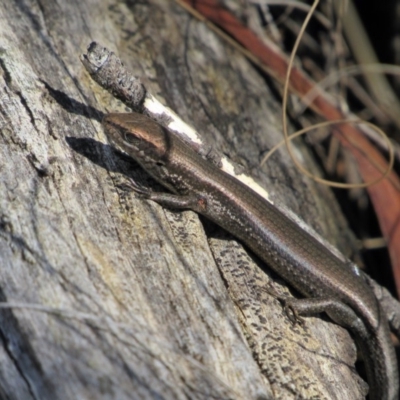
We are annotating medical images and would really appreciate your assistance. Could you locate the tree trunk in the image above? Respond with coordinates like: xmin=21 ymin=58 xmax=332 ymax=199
xmin=0 ymin=1 xmax=370 ymax=399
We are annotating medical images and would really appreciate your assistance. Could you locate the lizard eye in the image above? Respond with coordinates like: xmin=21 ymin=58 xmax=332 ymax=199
xmin=124 ymin=133 xmax=139 ymax=145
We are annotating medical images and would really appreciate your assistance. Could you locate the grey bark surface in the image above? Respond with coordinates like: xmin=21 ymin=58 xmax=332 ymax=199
xmin=0 ymin=1 xmax=367 ymax=399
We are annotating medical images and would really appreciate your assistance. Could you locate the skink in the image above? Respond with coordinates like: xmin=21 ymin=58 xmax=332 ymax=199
xmin=103 ymin=112 xmax=398 ymax=399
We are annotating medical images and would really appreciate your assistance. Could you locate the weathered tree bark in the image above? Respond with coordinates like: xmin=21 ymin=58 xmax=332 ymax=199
xmin=0 ymin=1 xmax=371 ymax=399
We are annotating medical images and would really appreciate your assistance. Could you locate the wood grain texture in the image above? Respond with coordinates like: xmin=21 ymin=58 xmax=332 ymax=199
xmin=0 ymin=1 xmax=367 ymax=399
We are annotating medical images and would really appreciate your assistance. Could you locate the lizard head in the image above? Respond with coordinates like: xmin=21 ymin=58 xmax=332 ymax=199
xmin=103 ymin=112 xmax=172 ymax=166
